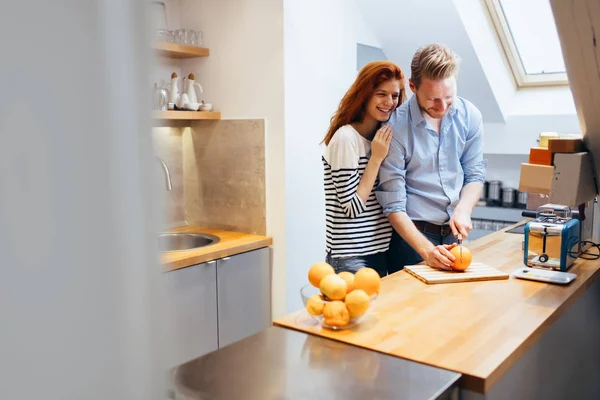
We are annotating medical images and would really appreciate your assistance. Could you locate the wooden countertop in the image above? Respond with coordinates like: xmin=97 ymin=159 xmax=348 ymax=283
xmin=274 ymin=223 xmax=600 ymax=393
xmin=161 ymin=226 xmax=272 ymax=272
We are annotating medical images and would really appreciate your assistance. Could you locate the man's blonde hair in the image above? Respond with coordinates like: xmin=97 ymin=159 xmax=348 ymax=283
xmin=410 ymin=43 xmax=461 ymax=89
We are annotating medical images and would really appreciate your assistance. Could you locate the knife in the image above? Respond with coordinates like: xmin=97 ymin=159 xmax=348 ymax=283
xmin=457 ymin=233 xmax=463 ymax=262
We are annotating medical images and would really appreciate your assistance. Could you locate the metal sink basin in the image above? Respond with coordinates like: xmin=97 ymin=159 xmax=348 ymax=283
xmin=158 ymin=232 xmax=220 ymax=252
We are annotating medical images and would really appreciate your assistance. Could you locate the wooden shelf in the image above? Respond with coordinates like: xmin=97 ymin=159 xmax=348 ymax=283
xmin=153 ymin=111 xmax=221 ymax=120
xmin=153 ymin=42 xmax=210 ymax=59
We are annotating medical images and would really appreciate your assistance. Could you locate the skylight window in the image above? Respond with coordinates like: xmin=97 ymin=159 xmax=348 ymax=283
xmin=484 ymin=0 xmax=568 ymax=87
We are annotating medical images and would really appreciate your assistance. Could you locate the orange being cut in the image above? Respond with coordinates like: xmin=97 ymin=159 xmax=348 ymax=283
xmin=450 ymin=245 xmax=472 ymax=271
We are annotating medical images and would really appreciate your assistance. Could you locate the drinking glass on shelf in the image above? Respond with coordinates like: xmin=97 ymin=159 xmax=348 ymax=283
xmin=195 ymin=30 xmax=203 ymax=46
xmin=156 ymin=29 xmax=171 ymax=42
xmin=174 ymin=29 xmax=185 ymax=44
xmin=185 ymin=29 xmax=193 ymax=45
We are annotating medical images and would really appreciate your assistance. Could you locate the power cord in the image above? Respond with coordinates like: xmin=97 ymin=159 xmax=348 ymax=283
xmin=569 ymin=241 xmax=600 ymax=260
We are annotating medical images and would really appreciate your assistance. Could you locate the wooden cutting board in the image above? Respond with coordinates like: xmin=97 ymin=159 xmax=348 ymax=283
xmin=404 ymin=262 xmax=509 ymax=284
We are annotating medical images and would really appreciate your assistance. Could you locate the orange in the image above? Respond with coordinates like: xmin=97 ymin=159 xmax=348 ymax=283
xmin=353 ymin=267 xmax=380 ymax=296
xmin=308 ymin=262 xmax=335 ymax=288
xmin=319 ymin=274 xmax=347 ymax=301
xmin=337 ymin=271 xmax=355 ymax=293
xmin=306 ymin=294 xmax=325 ymax=316
xmin=345 ymin=289 xmax=370 ymax=318
xmin=322 ymin=301 xmax=350 ymax=327
xmin=450 ymin=245 xmax=472 ymax=271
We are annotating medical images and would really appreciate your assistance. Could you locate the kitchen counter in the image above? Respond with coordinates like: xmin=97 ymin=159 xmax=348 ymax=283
xmin=274 ymin=223 xmax=600 ymax=397
xmin=169 ymin=326 xmax=461 ymax=400
xmin=161 ymin=226 xmax=272 ymax=272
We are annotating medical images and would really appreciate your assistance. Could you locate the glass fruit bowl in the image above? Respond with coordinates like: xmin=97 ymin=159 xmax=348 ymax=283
xmin=300 ymin=284 xmax=378 ymax=330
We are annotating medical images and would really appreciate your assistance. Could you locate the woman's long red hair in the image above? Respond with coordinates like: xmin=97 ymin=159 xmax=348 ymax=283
xmin=323 ymin=61 xmax=406 ymax=145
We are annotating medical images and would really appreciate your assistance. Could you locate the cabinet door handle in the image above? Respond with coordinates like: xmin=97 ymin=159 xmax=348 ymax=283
xmin=221 ymin=257 xmax=231 ymax=261
xmin=207 ymin=261 xmax=216 ymax=265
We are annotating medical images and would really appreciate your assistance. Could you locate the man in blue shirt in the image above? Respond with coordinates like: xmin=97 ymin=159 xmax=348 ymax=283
xmin=376 ymin=43 xmax=487 ymax=272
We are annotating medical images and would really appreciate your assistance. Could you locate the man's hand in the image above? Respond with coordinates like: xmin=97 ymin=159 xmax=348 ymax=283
xmin=450 ymin=208 xmax=472 ymax=238
xmin=423 ymin=243 xmax=457 ymax=270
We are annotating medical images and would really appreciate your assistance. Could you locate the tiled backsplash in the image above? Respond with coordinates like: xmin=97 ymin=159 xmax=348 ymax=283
xmin=152 ymin=119 xmax=266 ymax=235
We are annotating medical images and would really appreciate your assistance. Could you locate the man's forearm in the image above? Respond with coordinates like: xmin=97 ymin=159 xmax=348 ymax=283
xmin=387 ymin=211 xmax=433 ymax=259
xmin=456 ymin=182 xmax=483 ymax=213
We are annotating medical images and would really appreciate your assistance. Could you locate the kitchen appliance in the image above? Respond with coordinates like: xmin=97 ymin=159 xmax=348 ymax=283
xmin=487 ymin=180 xmax=502 ymax=206
xmin=168 ymin=72 xmax=180 ymax=109
xmin=502 ymin=188 xmax=516 ymax=208
xmin=511 ymin=267 xmax=576 ymax=285
xmin=184 ymin=73 xmax=203 ymax=104
xmin=516 ymin=191 xmax=528 ymax=209
xmin=478 ymin=181 xmax=489 ymax=206
xmin=523 ymin=204 xmax=580 ymax=271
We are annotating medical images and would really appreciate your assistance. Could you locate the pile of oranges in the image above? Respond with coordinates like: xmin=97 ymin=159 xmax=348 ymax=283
xmin=305 ymin=262 xmax=380 ymax=327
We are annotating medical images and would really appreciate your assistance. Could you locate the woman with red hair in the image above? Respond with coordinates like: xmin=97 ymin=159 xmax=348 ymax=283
xmin=322 ymin=61 xmax=407 ymax=277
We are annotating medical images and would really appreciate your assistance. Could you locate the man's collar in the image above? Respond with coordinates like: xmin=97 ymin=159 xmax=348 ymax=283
xmin=409 ymin=95 xmax=425 ymax=127
xmin=447 ymin=100 xmax=458 ymax=117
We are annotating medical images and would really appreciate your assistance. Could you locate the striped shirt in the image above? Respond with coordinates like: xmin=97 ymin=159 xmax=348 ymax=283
xmin=323 ymin=125 xmax=393 ymax=258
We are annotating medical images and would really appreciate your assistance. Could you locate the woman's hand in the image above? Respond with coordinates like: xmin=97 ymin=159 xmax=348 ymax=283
xmin=371 ymin=125 xmax=392 ymax=164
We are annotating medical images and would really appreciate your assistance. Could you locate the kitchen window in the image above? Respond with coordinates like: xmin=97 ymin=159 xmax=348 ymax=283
xmin=484 ymin=0 xmax=568 ymax=87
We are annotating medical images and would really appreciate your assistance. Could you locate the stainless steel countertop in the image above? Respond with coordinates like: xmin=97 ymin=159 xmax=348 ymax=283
xmin=169 ymin=326 xmax=460 ymax=400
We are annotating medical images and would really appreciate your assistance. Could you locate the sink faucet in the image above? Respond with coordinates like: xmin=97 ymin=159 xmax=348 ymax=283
xmin=156 ymin=157 xmax=172 ymax=191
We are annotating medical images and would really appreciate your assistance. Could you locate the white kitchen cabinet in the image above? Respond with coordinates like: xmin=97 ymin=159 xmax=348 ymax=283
xmin=216 ymin=248 xmax=272 ymax=347
xmin=163 ymin=261 xmax=218 ymax=369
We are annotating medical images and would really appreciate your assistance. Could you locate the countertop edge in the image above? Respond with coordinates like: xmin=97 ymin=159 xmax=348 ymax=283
xmin=164 ymin=239 xmax=272 ymax=272
xmin=481 ymin=265 xmax=600 ymax=393
xmin=161 ymin=227 xmax=273 ymax=272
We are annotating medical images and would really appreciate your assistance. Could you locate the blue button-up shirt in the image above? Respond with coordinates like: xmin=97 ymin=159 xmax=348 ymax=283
xmin=375 ymin=94 xmax=487 ymax=224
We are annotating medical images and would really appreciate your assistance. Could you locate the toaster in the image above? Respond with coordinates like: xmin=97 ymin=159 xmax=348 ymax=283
xmin=523 ymin=204 xmax=581 ymax=271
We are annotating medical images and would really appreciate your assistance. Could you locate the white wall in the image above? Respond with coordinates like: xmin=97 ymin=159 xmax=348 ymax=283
xmin=283 ymin=0 xmax=381 ymax=313
xmin=484 ymin=154 xmax=528 ymax=188
xmin=484 ymin=114 xmax=580 ymax=155
xmin=173 ymin=0 xmax=287 ymax=317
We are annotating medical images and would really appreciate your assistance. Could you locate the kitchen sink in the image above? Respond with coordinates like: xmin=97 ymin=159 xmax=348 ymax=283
xmin=158 ymin=232 xmax=220 ymax=252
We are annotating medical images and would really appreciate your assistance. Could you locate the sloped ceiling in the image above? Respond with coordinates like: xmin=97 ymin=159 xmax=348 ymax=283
xmin=355 ymin=0 xmax=506 ymax=123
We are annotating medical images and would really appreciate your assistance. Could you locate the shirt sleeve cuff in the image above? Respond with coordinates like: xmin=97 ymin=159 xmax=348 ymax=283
xmin=351 ymin=193 xmax=367 ymax=216
xmin=376 ymin=191 xmax=406 ymax=216
xmin=464 ymin=159 xmax=487 ymax=185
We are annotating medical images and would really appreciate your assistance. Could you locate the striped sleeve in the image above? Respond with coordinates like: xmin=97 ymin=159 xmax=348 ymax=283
xmin=326 ymin=134 xmax=367 ymax=219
